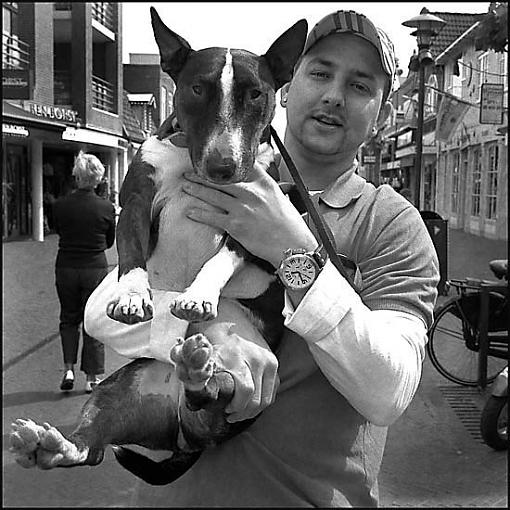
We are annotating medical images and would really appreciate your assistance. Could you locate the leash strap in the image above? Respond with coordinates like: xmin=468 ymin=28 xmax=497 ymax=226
xmin=269 ymin=126 xmax=355 ymax=288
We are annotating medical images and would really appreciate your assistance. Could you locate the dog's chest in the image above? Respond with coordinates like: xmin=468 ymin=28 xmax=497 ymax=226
xmin=140 ymin=137 xmax=224 ymax=291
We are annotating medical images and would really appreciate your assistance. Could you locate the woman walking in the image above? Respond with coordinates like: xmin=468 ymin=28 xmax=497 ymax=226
xmin=53 ymin=151 xmax=116 ymax=392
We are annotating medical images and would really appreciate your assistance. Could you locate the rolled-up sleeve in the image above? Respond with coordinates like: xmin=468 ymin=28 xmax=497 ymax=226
xmin=283 ymin=260 xmax=429 ymax=426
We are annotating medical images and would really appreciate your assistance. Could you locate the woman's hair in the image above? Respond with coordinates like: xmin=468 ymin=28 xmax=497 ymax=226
xmin=72 ymin=151 xmax=105 ymax=188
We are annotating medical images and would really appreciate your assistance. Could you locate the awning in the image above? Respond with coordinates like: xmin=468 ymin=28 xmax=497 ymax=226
xmin=2 ymin=100 xmax=67 ymax=130
xmin=62 ymin=126 xmax=125 ymax=149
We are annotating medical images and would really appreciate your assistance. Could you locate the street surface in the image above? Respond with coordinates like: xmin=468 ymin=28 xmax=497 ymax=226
xmin=2 ymin=227 xmax=508 ymax=507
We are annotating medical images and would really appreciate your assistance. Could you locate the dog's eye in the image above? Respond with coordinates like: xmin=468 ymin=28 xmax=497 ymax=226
xmin=249 ymin=89 xmax=262 ymax=100
xmin=192 ymin=85 xmax=203 ymax=95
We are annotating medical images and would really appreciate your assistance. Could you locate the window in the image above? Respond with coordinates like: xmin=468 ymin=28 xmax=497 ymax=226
xmin=3 ymin=3 xmax=18 ymax=34
xmin=478 ymin=52 xmax=489 ymax=100
xmin=471 ymin=148 xmax=481 ymax=217
xmin=450 ymin=152 xmax=460 ymax=214
xmin=486 ymin=145 xmax=499 ymax=220
xmin=160 ymin=85 xmax=167 ymax=125
xmin=498 ymin=52 xmax=508 ymax=90
xmin=425 ymin=74 xmax=438 ymax=115
xmin=449 ymin=55 xmax=462 ymax=97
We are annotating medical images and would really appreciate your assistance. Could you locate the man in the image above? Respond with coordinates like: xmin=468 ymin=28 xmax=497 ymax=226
xmin=89 ymin=10 xmax=439 ymax=507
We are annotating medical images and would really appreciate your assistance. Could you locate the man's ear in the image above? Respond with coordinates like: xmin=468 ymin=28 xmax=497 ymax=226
xmin=376 ymin=101 xmax=393 ymax=130
xmin=280 ymin=83 xmax=290 ymax=107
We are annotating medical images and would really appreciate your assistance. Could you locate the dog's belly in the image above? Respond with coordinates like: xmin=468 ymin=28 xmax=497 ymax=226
xmin=147 ymin=192 xmax=224 ymax=292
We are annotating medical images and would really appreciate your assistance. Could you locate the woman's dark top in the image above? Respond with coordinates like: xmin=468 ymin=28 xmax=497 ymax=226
xmin=53 ymin=188 xmax=116 ymax=268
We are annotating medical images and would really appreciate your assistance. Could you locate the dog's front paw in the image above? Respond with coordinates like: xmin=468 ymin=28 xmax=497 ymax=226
xmin=170 ymin=334 xmax=215 ymax=390
xmin=10 ymin=419 xmax=87 ymax=469
xmin=107 ymin=290 xmax=154 ymax=324
xmin=169 ymin=292 xmax=218 ymax=322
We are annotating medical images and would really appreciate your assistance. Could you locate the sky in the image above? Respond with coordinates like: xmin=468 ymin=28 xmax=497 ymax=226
xmin=121 ymin=2 xmax=490 ymax=133
xmin=121 ymin=2 xmax=489 ymax=68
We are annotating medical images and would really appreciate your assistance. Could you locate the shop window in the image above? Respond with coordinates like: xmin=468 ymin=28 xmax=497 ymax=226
xmin=478 ymin=52 xmax=489 ymax=101
xmin=471 ymin=148 xmax=482 ymax=217
xmin=486 ymin=145 xmax=499 ymax=220
xmin=425 ymin=74 xmax=438 ymax=116
xmin=450 ymin=152 xmax=460 ymax=214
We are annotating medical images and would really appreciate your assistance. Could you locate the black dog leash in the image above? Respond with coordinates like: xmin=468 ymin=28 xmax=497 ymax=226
xmin=269 ymin=126 xmax=357 ymax=289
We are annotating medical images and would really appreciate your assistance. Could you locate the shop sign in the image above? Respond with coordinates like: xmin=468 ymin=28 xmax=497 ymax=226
xmin=2 ymin=123 xmax=29 ymax=137
xmin=480 ymin=83 xmax=504 ymax=125
xmin=436 ymin=94 xmax=470 ymax=142
xmin=2 ymin=69 xmax=32 ymax=100
xmin=363 ymin=155 xmax=376 ymax=164
xmin=23 ymin=101 xmax=78 ymax=124
xmin=396 ymin=130 xmax=413 ymax=148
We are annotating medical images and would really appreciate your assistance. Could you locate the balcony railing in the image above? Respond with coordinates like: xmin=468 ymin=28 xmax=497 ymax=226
xmin=92 ymin=74 xmax=115 ymax=113
xmin=54 ymin=70 xmax=72 ymax=105
xmin=2 ymin=31 xmax=30 ymax=69
xmin=91 ymin=3 xmax=116 ymax=33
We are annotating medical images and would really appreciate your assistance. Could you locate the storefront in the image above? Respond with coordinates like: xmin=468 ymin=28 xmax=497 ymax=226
xmin=2 ymin=100 xmax=127 ymax=242
xmin=2 ymin=101 xmax=68 ymax=241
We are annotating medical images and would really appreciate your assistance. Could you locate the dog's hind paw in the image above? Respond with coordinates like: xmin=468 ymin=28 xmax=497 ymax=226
xmin=9 ymin=418 xmax=44 ymax=468
xmin=170 ymin=334 xmax=215 ymax=390
xmin=10 ymin=419 xmax=88 ymax=469
xmin=169 ymin=293 xmax=218 ymax=322
xmin=107 ymin=291 xmax=154 ymax=324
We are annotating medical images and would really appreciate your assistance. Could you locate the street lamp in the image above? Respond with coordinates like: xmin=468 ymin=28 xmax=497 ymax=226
xmin=403 ymin=7 xmax=445 ymax=210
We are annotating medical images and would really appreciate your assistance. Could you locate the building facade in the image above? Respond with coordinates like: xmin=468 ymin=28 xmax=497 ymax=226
xmin=123 ymin=53 xmax=175 ymax=129
xmin=377 ymin=10 xmax=507 ymax=240
xmin=433 ymin=27 xmax=508 ymax=240
xmin=2 ymin=2 xmax=130 ymax=241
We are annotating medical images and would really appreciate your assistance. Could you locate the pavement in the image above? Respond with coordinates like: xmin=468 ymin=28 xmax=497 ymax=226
xmin=2 ymin=226 xmax=508 ymax=507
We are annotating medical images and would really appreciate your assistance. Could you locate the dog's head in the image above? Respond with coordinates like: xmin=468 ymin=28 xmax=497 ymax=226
xmin=150 ymin=7 xmax=307 ymax=184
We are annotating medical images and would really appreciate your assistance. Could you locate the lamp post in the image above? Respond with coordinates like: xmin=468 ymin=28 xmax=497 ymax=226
xmin=403 ymin=7 xmax=445 ymax=210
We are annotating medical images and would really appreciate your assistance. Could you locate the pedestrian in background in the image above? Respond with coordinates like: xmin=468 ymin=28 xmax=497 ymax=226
xmin=53 ymin=151 xmax=116 ymax=393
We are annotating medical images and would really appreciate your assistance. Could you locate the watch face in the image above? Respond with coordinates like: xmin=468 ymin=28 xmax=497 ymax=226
xmin=282 ymin=254 xmax=317 ymax=289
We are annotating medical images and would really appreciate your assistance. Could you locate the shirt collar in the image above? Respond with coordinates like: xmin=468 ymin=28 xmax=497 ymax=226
xmin=318 ymin=160 xmax=366 ymax=208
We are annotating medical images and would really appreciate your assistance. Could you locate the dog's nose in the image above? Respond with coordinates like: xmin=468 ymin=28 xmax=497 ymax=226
xmin=204 ymin=150 xmax=236 ymax=182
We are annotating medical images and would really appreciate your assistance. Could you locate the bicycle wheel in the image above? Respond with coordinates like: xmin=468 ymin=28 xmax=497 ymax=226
xmin=426 ymin=299 xmax=507 ymax=386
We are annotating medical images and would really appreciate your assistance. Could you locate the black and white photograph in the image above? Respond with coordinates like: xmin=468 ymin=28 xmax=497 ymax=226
xmin=2 ymin=1 xmax=508 ymax=507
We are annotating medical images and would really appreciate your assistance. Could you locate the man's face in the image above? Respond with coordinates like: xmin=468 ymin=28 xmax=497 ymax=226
xmin=285 ymin=32 xmax=388 ymax=159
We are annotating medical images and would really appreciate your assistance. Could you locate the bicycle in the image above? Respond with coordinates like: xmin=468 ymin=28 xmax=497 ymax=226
xmin=426 ymin=259 xmax=508 ymax=387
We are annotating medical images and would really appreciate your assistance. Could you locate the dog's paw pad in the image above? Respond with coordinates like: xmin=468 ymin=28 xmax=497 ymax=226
xmin=169 ymin=295 xmax=217 ymax=322
xmin=170 ymin=334 xmax=215 ymax=387
xmin=10 ymin=419 xmax=44 ymax=453
xmin=9 ymin=418 xmax=46 ymax=469
xmin=39 ymin=423 xmax=66 ymax=451
xmin=107 ymin=292 xmax=154 ymax=324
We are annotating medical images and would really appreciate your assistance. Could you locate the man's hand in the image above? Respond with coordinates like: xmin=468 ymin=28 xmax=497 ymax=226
xmin=182 ymin=144 xmax=318 ymax=268
xmin=189 ymin=318 xmax=280 ymax=423
xmin=215 ymin=332 xmax=279 ymax=423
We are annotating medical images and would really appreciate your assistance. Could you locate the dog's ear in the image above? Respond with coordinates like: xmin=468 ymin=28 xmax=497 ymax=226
xmin=150 ymin=7 xmax=194 ymax=82
xmin=262 ymin=19 xmax=308 ymax=91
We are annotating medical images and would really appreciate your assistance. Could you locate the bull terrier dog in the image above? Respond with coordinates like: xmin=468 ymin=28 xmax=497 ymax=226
xmin=10 ymin=7 xmax=307 ymax=486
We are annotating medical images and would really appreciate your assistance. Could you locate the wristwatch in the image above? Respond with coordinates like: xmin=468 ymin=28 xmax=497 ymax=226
xmin=276 ymin=245 xmax=328 ymax=291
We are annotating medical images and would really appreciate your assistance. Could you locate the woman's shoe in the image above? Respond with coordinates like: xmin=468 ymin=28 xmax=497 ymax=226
xmin=85 ymin=377 xmax=102 ymax=394
xmin=60 ymin=370 xmax=75 ymax=391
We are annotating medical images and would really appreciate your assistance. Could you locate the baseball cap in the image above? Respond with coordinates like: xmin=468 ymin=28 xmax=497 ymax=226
xmin=303 ymin=10 xmax=397 ymax=97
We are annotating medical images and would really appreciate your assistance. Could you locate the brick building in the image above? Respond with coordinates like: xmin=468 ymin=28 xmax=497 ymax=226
xmin=2 ymin=2 xmax=142 ymax=241
xmin=123 ymin=53 xmax=175 ymax=131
